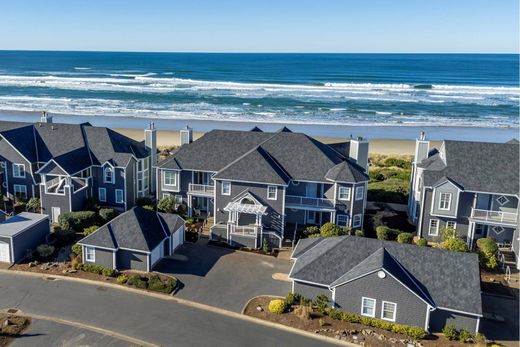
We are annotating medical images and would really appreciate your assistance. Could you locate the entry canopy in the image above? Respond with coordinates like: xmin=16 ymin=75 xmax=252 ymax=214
xmin=223 ymin=201 xmax=267 ymax=215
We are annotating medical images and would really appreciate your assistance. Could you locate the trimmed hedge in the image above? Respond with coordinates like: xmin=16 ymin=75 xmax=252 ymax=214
xmin=79 ymin=263 xmax=116 ymax=277
xmin=58 ymin=211 xmax=97 ymax=231
xmin=326 ymin=307 xmax=426 ymax=340
xmin=99 ymin=208 xmax=117 ymax=223
xmin=397 ymin=232 xmax=414 ymax=244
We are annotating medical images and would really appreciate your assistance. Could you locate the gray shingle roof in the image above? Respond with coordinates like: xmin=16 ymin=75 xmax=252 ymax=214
xmin=419 ymin=140 xmax=519 ymax=195
xmin=290 ymin=236 xmax=482 ymax=315
xmin=325 ymin=160 xmax=369 ymax=183
xmin=0 ymin=120 xmax=149 ymax=174
xmin=78 ymin=207 xmax=184 ymax=252
xmin=160 ymin=128 xmax=368 ymax=184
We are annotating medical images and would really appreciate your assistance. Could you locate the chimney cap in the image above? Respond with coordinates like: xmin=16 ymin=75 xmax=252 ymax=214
xmin=419 ymin=131 xmax=426 ymax=140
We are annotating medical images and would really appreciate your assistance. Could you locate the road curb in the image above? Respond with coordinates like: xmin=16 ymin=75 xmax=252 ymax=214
xmin=0 ymin=269 xmax=356 ymax=346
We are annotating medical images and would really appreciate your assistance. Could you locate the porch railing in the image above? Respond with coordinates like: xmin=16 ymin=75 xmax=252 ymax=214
xmin=188 ymin=183 xmax=214 ymax=195
xmin=471 ymin=208 xmax=518 ymax=224
xmin=228 ymin=223 xmax=259 ymax=237
xmin=285 ymin=195 xmax=335 ymax=209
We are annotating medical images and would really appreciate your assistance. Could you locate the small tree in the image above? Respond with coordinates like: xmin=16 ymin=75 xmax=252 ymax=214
xmin=441 ymin=237 xmax=469 ymax=252
xmin=157 ymin=196 xmax=177 ymax=214
xmin=26 ymin=197 xmax=41 ymax=212
xmin=476 ymin=238 xmax=499 ymax=270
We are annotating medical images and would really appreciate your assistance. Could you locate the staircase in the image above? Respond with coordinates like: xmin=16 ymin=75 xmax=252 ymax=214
xmin=201 ymin=217 xmax=214 ymax=238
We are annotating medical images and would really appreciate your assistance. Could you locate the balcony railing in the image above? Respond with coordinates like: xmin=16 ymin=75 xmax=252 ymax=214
xmin=228 ymin=223 xmax=259 ymax=237
xmin=285 ymin=195 xmax=335 ymax=209
xmin=188 ymin=183 xmax=214 ymax=196
xmin=471 ymin=208 xmax=518 ymax=225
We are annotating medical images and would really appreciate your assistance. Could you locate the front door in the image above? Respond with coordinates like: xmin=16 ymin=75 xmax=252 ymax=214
xmin=51 ymin=207 xmax=61 ymax=224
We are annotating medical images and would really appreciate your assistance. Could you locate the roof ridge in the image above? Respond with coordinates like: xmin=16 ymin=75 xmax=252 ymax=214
xmin=291 ymin=237 xmax=346 ymax=281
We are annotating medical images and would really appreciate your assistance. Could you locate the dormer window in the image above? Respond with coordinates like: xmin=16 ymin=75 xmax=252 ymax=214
xmin=104 ymin=167 xmax=114 ymax=184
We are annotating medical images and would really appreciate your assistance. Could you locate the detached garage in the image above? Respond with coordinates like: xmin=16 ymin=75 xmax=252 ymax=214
xmin=0 ymin=212 xmax=50 ymax=264
xmin=78 ymin=207 xmax=184 ymax=271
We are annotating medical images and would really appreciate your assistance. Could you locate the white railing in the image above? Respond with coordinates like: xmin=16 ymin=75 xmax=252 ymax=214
xmin=285 ymin=195 xmax=335 ymax=209
xmin=228 ymin=223 xmax=259 ymax=237
xmin=471 ymin=208 xmax=518 ymax=224
xmin=188 ymin=183 xmax=214 ymax=195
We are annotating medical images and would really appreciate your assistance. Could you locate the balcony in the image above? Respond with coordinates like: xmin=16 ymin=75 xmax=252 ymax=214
xmin=471 ymin=208 xmax=518 ymax=226
xmin=188 ymin=183 xmax=214 ymax=196
xmin=285 ymin=195 xmax=335 ymax=211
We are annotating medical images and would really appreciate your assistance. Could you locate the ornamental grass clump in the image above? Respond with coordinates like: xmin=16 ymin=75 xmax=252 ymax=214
xmin=268 ymin=299 xmax=287 ymax=314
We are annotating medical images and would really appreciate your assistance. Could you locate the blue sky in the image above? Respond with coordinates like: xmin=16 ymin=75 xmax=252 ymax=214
xmin=1 ymin=0 xmax=518 ymax=53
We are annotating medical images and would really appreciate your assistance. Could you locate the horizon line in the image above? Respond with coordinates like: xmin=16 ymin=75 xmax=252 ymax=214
xmin=0 ymin=49 xmax=518 ymax=55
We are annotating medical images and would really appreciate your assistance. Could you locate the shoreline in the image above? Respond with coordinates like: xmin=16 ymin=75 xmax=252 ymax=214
xmin=0 ymin=110 xmax=516 ymax=155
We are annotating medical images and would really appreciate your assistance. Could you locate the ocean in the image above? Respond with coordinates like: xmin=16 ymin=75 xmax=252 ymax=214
xmin=0 ymin=51 xmax=518 ymax=132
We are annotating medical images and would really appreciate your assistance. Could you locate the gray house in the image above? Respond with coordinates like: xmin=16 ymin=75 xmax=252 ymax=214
xmin=0 ymin=212 xmax=50 ymax=263
xmin=0 ymin=115 xmax=158 ymax=223
xmin=289 ymin=236 xmax=482 ymax=333
xmin=407 ymin=133 xmax=519 ymax=268
xmin=78 ymin=207 xmax=184 ymax=271
xmin=157 ymin=126 xmax=369 ymax=249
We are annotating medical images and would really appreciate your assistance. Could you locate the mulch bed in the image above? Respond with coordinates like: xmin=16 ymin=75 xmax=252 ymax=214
xmin=244 ymin=296 xmax=469 ymax=347
xmin=0 ymin=314 xmax=31 ymax=347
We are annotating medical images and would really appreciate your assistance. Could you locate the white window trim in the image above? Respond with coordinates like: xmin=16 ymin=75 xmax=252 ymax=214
xmin=381 ymin=301 xmax=397 ymax=322
xmin=446 ymin=221 xmax=457 ymax=231
xmin=162 ymin=193 xmax=171 ymax=199
xmin=338 ymin=187 xmax=351 ymax=201
xmin=361 ymin=297 xmax=376 ymax=318
xmin=98 ymin=187 xmax=107 ymax=202
xmin=85 ymin=247 xmax=95 ymax=262
xmin=267 ymin=186 xmax=277 ymax=200
xmin=175 ymin=195 xmax=183 ymax=204
xmin=115 ymin=189 xmax=124 ymax=204
xmin=13 ymin=184 xmax=27 ymax=197
xmin=221 ymin=181 xmax=231 ymax=196
xmin=12 ymin=163 xmax=26 ymax=178
xmin=337 ymin=215 xmax=349 ymax=226
xmin=438 ymin=192 xmax=452 ymax=210
xmin=103 ymin=167 xmax=114 ymax=184
xmin=163 ymin=171 xmax=177 ymax=186
xmin=355 ymin=186 xmax=364 ymax=201
xmin=428 ymin=219 xmax=439 ymax=236
xmin=353 ymin=214 xmax=362 ymax=228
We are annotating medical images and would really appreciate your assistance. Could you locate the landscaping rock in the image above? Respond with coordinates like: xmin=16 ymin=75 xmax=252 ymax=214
xmin=256 ymin=305 xmax=263 ymax=312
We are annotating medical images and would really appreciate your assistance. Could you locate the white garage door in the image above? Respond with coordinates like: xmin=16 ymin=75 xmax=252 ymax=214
xmin=0 ymin=241 xmax=10 ymax=263
xmin=171 ymin=227 xmax=183 ymax=252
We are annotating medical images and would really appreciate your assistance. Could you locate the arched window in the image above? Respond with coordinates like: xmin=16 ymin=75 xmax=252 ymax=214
xmin=104 ymin=167 xmax=114 ymax=184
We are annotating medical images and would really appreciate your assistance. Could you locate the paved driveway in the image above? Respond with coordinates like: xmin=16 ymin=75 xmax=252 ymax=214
xmin=155 ymin=239 xmax=292 ymax=312
xmin=480 ymin=292 xmax=519 ymax=345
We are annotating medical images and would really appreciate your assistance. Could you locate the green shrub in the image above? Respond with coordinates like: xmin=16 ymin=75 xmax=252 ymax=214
xmin=369 ymin=171 xmax=385 ymax=182
xmin=127 ymin=274 xmax=148 ymax=289
xmin=79 ymin=263 xmax=115 ymax=277
xmin=83 ymin=225 xmax=99 ymax=236
xmin=54 ymin=228 xmax=76 ymax=245
xmin=285 ymin=292 xmax=296 ymax=306
xmin=397 ymin=232 xmax=414 ymax=244
xmin=440 ymin=226 xmax=457 ymax=241
xmin=458 ymin=329 xmax=473 ymax=343
xmin=415 ymin=238 xmax=428 ymax=247
xmin=164 ymin=278 xmax=177 ymax=293
xmin=477 ymin=238 xmax=499 ymax=270
xmin=116 ymin=274 xmax=128 ymax=284
xmin=319 ymin=318 xmax=326 ymax=326
xmin=376 ymin=226 xmax=391 ymax=240
xmin=355 ymin=230 xmax=364 ymax=237
xmin=442 ymin=324 xmax=458 ymax=340
xmin=58 ymin=211 xmax=97 ymax=231
xmin=185 ymin=217 xmax=195 ymax=225
xmin=441 ymin=238 xmax=469 ymax=252
xmin=320 ymin=223 xmax=348 ymax=238
xmin=474 ymin=333 xmax=487 ymax=345
xmin=383 ymin=157 xmax=412 ymax=170
xmin=36 ymin=244 xmax=55 ymax=258
xmin=314 ymin=294 xmax=329 ymax=313
xmin=326 ymin=308 xmax=343 ymax=320
xmin=268 ymin=299 xmax=287 ymax=314
xmin=303 ymin=225 xmax=320 ymax=236
xmin=157 ymin=196 xmax=177 ymax=214
xmin=143 ymin=205 xmax=156 ymax=211
xmin=99 ymin=208 xmax=117 ymax=222
xmin=102 ymin=267 xmax=116 ymax=277
xmin=147 ymin=275 xmax=167 ymax=292
xmin=71 ymin=243 xmax=82 ymax=257
xmin=27 ymin=197 xmax=41 ymax=212
xmin=367 ymin=179 xmax=409 ymax=204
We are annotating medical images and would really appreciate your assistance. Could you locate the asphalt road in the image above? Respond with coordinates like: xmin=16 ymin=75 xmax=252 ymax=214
xmin=0 ymin=273 xmax=336 ymax=347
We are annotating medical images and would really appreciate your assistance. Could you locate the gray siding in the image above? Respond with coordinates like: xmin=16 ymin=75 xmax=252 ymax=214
xmin=12 ymin=218 xmax=50 ymax=263
xmin=40 ymin=184 xmax=72 ymax=216
xmin=126 ymin=158 xmax=136 ymax=209
xmin=84 ymin=247 xmax=114 ymax=269
xmin=230 ymin=234 xmax=257 ymax=248
xmin=92 ymin=166 xmax=126 ymax=208
xmin=334 ymin=272 xmax=428 ymax=328
xmin=293 ymin=281 xmax=331 ymax=300
xmin=429 ymin=309 xmax=479 ymax=333
xmin=0 ymin=138 xmax=36 ymax=200
xmin=117 ymin=249 xmax=148 ymax=271
xmin=431 ymin=181 xmax=460 ymax=217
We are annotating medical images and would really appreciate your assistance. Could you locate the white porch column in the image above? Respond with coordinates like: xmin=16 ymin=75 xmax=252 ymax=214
xmin=468 ymin=221 xmax=475 ymax=249
xmin=188 ymin=197 xmax=192 ymax=217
